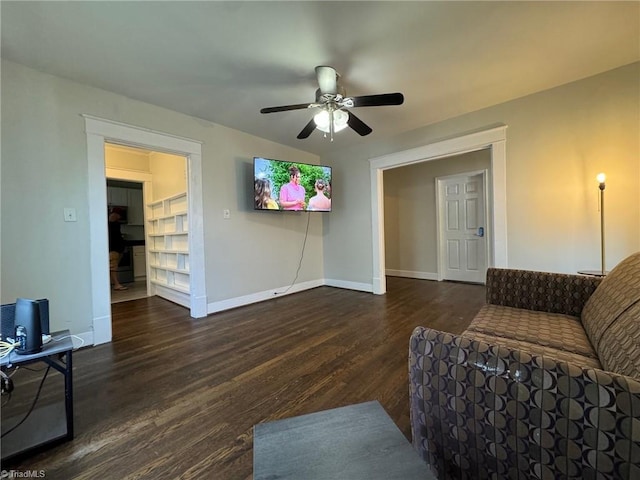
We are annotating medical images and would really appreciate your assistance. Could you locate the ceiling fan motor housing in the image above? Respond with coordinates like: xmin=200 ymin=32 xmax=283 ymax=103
xmin=315 ymin=65 xmax=339 ymax=95
xmin=315 ymin=88 xmax=346 ymax=104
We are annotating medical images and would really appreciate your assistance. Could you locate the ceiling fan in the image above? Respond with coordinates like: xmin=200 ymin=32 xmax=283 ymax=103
xmin=260 ymin=66 xmax=404 ymax=141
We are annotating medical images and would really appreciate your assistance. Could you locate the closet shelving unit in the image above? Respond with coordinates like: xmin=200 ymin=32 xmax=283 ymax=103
xmin=147 ymin=192 xmax=190 ymax=307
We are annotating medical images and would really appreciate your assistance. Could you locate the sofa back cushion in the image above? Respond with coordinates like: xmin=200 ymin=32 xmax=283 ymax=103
xmin=581 ymin=251 xmax=640 ymax=363
xmin=596 ymin=301 xmax=640 ymax=379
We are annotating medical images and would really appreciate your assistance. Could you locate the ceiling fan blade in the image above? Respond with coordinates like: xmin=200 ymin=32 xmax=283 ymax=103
xmin=315 ymin=66 xmax=338 ymax=95
xmin=347 ymin=111 xmax=373 ymax=136
xmin=349 ymin=93 xmax=404 ymax=107
xmin=260 ymin=103 xmax=310 ymax=114
xmin=297 ymin=118 xmax=317 ymax=139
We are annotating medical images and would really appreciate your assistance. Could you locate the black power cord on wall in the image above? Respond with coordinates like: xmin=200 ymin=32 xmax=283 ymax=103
xmin=275 ymin=212 xmax=311 ymax=296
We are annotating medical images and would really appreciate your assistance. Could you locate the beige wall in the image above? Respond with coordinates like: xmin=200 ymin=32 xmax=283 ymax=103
xmin=149 ymin=151 xmax=187 ymax=201
xmin=323 ymin=62 xmax=640 ymax=286
xmin=105 ymin=144 xmax=150 ymax=172
xmin=384 ymin=149 xmax=491 ymax=276
xmin=105 ymin=144 xmax=187 ymax=201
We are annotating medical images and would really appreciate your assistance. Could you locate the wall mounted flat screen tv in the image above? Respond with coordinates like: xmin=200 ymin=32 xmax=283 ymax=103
xmin=254 ymin=157 xmax=332 ymax=212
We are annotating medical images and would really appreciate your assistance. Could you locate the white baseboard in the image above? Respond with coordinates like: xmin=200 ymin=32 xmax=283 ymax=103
xmin=91 ymin=313 xmax=112 ymax=345
xmin=206 ymin=278 xmax=376 ymax=314
xmin=207 ymin=279 xmax=325 ymax=314
xmin=324 ymin=278 xmax=373 ymax=293
xmin=385 ymin=269 xmax=438 ymax=281
xmin=154 ymin=285 xmax=190 ymax=309
xmin=190 ymin=293 xmax=208 ymax=318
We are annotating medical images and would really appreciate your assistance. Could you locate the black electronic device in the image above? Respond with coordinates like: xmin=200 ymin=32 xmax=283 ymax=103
xmin=14 ymin=298 xmax=43 ymax=355
xmin=1 ymin=299 xmax=50 ymax=339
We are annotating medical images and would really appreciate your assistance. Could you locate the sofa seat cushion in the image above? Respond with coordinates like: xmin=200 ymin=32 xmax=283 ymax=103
xmin=462 ymin=330 xmax=603 ymax=369
xmin=581 ymin=251 xmax=640 ymax=352
xmin=467 ymin=304 xmax=598 ymax=359
xmin=596 ymin=301 xmax=640 ymax=379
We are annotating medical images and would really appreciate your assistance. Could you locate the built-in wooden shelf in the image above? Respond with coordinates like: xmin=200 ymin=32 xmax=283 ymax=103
xmin=147 ymin=192 xmax=190 ymax=307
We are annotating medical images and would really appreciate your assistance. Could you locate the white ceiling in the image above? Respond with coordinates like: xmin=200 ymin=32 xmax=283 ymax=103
xmin=2 ymin=1 xmax=638 ymax=156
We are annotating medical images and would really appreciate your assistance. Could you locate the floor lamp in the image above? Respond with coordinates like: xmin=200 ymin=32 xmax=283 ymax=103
xmin=579 ymin=173 xmax=607 ymax=277
xmin=597 ymin=173 xmax=606 ymax=276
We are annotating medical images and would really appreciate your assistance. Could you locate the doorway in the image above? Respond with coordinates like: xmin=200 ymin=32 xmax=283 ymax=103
xmin=382 ymin=151 xmax=491 ymax=283
xmin=84 ymin=115 xmax=207 ymax=345
xmin=106 ymin=178 xmax=148 ymax=303
xmin=369 ymin=126 xmax=508 ymax=295
xmin=105 ymin=143 xmax=189 ymax=306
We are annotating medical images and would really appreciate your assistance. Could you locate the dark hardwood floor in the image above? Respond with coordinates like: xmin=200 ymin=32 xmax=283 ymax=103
xmin=4 ymin=277 xmax=485 ymax=479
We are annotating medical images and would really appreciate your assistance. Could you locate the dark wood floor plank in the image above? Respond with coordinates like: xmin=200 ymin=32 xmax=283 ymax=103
xmin=5 ymin=277 xmax=485 ymax=479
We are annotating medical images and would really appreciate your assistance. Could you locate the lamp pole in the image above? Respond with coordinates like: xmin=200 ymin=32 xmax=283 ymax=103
xmin=597 ymin=173 xmax=606 ymax=276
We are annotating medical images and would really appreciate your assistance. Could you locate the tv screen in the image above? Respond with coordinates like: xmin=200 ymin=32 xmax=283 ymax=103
xmin=254 ymin=157 xmax=332 ymax=212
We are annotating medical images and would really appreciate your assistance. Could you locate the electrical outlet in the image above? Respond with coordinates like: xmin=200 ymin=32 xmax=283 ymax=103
xmin=223 ymin=209 xmax=231 ymax=219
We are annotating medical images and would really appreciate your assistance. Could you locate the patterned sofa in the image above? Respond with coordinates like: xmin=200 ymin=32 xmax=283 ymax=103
xmin=409 ymin=251 xmax=640 ymax=479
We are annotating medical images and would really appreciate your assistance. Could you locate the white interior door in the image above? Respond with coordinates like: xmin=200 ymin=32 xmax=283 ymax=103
xmin=438 ymin=172 xmax=487 ymax=283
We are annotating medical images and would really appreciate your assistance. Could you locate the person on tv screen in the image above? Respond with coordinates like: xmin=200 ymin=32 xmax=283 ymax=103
xmin=307 ymin=178 xmax=331 ymax=211
xmin=279 ymin=165 xmax=306 ymax=210
xmin=254 ymin=178 xmax=279 ymax=210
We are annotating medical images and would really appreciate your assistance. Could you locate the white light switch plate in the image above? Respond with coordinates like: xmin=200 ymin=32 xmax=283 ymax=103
xmin=64 ymin=208 xmax=77 ymax=222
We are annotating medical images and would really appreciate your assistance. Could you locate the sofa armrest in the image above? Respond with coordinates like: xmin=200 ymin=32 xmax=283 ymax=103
xmin=409 ymin=326 xmax=640 ymax=480
xmin=485 ymin=267 xmax=602 ymax=316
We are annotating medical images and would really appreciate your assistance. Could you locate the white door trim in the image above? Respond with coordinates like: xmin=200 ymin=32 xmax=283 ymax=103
xmin=435 ymin=170 xmax=489 ymax=282
xmin=83 ymin=115 xmax=207 ymax=345
xmin=369 ymin=126 xmax=508 ymax=295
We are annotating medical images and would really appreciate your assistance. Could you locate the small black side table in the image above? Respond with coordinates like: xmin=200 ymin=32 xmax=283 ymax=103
xmin=1 ymin=330 xmax=74 ymax=463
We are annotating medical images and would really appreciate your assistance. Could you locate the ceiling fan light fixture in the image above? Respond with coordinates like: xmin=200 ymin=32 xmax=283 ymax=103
xmin=314 ymin=109 xmax=349 ymax=133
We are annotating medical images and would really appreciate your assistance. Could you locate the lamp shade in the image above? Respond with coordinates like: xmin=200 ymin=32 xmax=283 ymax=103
xmin=314 ymin=109 xmax=349 ymax=133
xmin=596 ymin=172 xmax=606 ymax=184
